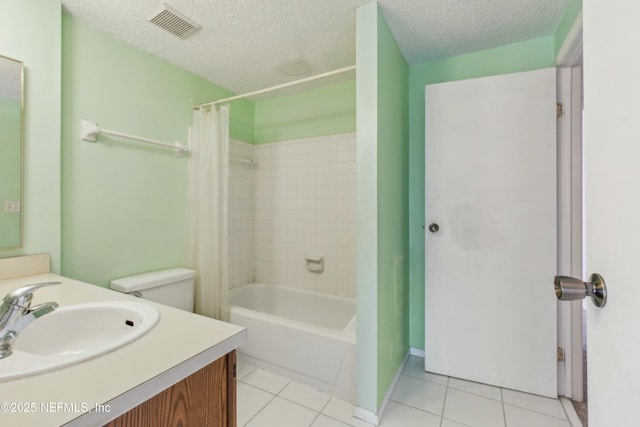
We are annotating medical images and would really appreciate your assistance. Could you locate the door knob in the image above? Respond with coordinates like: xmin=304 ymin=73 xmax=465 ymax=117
xmin=554 ymin=273 xmax=607 ymax=307
xmin=428 ymin=223 xmax=439 ymax=233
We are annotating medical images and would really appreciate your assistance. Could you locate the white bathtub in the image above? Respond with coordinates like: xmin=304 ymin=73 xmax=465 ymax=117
xmin=229 ymin=283 xmax=356 ymax=402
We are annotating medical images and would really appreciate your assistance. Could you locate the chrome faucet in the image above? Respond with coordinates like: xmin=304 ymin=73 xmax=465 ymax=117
xmin=0 ymin=282 xmax=60 ymax=358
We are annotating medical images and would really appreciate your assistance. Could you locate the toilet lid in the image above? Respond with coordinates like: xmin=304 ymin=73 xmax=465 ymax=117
xmin=110 ymin=268 xmax=195 ymax=292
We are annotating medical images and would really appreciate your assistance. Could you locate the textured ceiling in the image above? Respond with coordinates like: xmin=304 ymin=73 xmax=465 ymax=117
xmin=60 ymin=0 xmax=567 ymax=98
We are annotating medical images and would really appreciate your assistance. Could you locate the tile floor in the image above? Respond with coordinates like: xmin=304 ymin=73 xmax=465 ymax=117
xmin=237 ymin=355 xmax=579 ymax=427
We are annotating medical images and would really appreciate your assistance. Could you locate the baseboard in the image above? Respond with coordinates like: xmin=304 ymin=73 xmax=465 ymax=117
xmin=354 ymin=350 xmax=409 ymax=425
xmin=409 ymin=347 xmax=425 ymax=358
xmin=353 ymin=406 xmax=379 ymax=425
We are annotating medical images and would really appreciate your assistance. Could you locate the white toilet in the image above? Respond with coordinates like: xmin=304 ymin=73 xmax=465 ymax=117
xmin=110 ymin=268 xmax=196 ymax=312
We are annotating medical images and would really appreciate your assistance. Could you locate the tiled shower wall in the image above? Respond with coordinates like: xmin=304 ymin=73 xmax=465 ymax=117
xmin=229 ymin=139 xmax=256 ymax=288
xmin=228 ymin=133 xmax=357 ymax=298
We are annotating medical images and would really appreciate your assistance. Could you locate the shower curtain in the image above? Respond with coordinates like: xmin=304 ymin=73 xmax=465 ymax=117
xmin=187 ymin=104 xmax=230 ymax=320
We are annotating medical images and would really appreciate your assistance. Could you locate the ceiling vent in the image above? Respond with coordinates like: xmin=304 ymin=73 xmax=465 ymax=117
xmin=148 ymin=4 xmax=201 ymax=39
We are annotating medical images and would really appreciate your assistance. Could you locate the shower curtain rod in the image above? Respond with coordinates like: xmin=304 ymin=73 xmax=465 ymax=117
xmin=194 ymin=65 xmax=356 ymax=109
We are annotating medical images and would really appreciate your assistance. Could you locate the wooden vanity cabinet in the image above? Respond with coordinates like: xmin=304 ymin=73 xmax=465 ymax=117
xmin=104 ymin=351 xmax=236 ymax=427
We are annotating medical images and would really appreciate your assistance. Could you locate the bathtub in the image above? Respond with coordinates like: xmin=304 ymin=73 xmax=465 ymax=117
xmin=229 ymin=283 xmax=356 ymax=402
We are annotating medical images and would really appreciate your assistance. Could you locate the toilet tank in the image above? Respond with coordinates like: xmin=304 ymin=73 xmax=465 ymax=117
xmin=110 ymin=268 xmax=195 ymax=312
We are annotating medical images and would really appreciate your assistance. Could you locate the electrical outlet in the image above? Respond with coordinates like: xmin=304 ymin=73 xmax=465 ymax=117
xmin=3 ymin=201 xmax=20 ymax=212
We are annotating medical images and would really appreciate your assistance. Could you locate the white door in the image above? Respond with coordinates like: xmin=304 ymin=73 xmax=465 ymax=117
xmin=584 ymin=4 xmax=640 ymax=426
xmin=425 ymin=68 xmax=558 ymax=397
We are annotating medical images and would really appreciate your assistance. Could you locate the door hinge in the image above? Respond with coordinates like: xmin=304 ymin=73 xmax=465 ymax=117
xmin=557 ymin=347 xmax=565 ymax=362
xmin=556 ymin=102 xmax=564 ymax=117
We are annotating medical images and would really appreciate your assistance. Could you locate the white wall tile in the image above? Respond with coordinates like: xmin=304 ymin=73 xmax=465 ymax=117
xmin=229 ymin=139 xmax=256 ymax=288
xmin=229 ymin=134 xmax=356 ymax=298
xmin=251 ymin=133 xmax=357 ymax=298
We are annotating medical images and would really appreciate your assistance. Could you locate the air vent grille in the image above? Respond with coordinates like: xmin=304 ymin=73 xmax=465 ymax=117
xmin=148 ymin=4 xmax=201 ymax=39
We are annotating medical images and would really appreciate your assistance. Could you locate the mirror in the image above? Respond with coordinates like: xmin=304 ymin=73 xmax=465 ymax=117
xmin=0 ymin=54 xmax=23 ymax=249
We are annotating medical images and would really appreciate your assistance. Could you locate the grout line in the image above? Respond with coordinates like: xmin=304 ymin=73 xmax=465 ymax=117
xmin=276 ymin=397 xmax=324 ymax=426
xmin=275 ymin=379 xmax=291 ymax=396
xmin=242 ymin=368 xmax=291 ymax=395
xmin=237 ymin=365 xmax=257 ymax=381
xmin=387 ymin=398 xmax=443 ymax=419
xmin=501 ymin=388 xmax=507 ymax=427
xmin=440 ymin=376 xmax=451 ymax=426
xmin=442 ymin=417 xmax=473 ymax=427
xmin=308 ymin=412 xmax=322 ymax=427
xmin=318 ymin=396 xmax=333 ymax=414
xmin=439 ymin=381 xmax=450 ymax=427
xmin=445 ymin=384 xmax=502 ymax=402
xmin=326 ymin=414 xmax=358 ymax=427
xmin=319 ymin=397 xmax=360 ymax=427
xmin=444 ymin=385 xmax=505 ymax=407
xmin=245 ymin=393 xmax=323 ymax=427
xmin=502 ymin=401 xmax=571 ymax=421
xmin=241 ymin=391 xmax=277 ymax=427
xmin=401 ymin=371 xmax=449 ymax=388
xmin=276 ymin=390 xmax=332 ymax=414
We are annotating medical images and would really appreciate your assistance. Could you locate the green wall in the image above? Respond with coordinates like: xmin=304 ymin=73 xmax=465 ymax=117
xmin=407 ymin=0 xmax=582 ymax=350
xmin=555 ymin=0 xmax=582 ymax=54
xmin=2 ymin=0 xmax=580 ymax=402
xmin=356 ymin=3 xmax=379 ymax=412
xmin=375 ymin=5 xmax=410 ymax=407
xmin=254 ymin=79 xmax=356 ymax=144
xmin=408 ymin=36 xmax=557 ymax=349
xmin=356 ymin=2 xmax=409 ymax=413
xmin=0 ymin=0 xmax=61 ymax=271
xmin=61 ymin=14 xmax=254 ymax=287
xmin=0 ymin=97 xmax=22 ymax=248
xmin=230 ymin=0 xmax=579 ymax=147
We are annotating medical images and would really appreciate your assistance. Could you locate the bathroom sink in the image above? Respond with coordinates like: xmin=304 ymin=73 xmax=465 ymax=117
xmin=0 ymin=301 xmax=159 ymax=381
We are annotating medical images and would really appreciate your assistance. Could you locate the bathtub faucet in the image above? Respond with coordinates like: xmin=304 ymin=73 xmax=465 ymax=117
xmin=0 ymin=282 xmax=61 ymax=358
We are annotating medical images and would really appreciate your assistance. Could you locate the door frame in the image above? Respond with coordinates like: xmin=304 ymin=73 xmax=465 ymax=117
xmin=556 ymin=10 xmax=584 ymax=400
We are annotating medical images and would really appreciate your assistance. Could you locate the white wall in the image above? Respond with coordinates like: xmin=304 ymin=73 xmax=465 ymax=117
xmin=252 ymin=133 xmax=357 ymax=298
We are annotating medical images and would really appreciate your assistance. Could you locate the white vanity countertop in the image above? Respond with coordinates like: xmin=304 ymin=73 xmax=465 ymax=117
xmin=0 ymin=273 xmax=246 ymax=427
